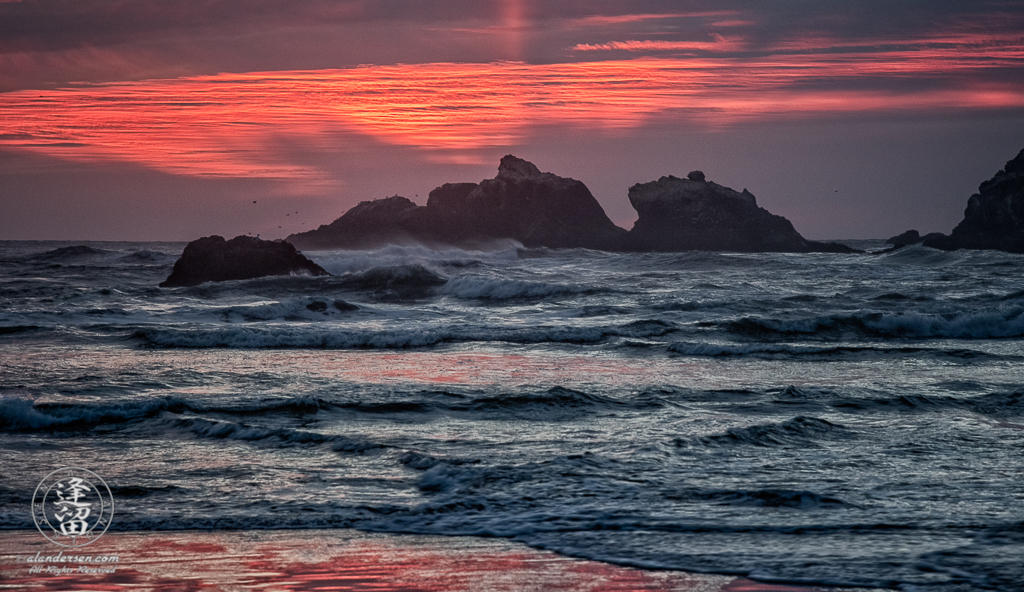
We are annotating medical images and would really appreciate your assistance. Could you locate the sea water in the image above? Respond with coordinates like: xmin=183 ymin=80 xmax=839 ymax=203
xmin=1 ymin=240 xmax=1022 ymax=591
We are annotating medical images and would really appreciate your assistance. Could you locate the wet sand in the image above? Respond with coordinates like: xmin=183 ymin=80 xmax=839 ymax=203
xmin=0 ymin=529 xmax=886 ymax=592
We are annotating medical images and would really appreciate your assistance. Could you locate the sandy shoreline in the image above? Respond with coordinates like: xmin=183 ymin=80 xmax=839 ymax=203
xmin=0 ymin=529 xmax=890 ymax=592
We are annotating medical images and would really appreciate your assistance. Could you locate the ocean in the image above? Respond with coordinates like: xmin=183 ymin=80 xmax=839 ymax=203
xmin=1 ymin=240 xmax=1022 ymax=591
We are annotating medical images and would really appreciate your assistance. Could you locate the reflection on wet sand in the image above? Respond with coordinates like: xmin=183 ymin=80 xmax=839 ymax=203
xmin=0 ymin=530 xmax=873 ymax=591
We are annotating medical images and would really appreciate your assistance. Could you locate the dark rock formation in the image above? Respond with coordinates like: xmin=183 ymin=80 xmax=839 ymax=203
xmin=886 ymin=229 xmax=922 ymax=247
xmin=922 ymin=148 xmax=1024 ymax=253
xmin=287 ymin=155 xmax=626 ymax=250
xmin=427 ymin=155 xmax=627 ymax=249
xmin=160 ymin=235 xmax=329 ymax=287
xmin=289 ymin=156 xmax=857 ymax=254
xmin=622 ymin=172 xmax=857 ymax=253
xmin=288 ymin=195 xmax=427 ymax=250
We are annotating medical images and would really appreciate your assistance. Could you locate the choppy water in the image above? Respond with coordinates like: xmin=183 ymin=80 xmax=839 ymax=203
xmin=1 ymin=240 xmax=1022 ymax=591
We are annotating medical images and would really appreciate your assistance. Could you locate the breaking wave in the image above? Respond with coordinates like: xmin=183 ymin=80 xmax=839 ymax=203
xmin=0 ymin=395 xmax=181 ymax=430
xmin=667 ymin=341 xmax=1001 ymax=359
xmin=441 ymin=276 xmax=607 ymax=300
xmin=725 ymin=306 xmax=1024 ymax=339
xmin=213 ymin=297 xmax=359 ymax=321
xmin=0 ymin=394 xmax=343 ymax=431
xmin=677 ymin=488 xmax=858 ymax=509
xmin=681 ymin=416 xmax=852 ymax=448
xmin=26 ymin=245 xmax=109 ymax=261
xmin=158 ymin=415 xmax=383 ymax=453
xmin=132 ymin=320 xmax=678 ymax=348
xmin=336 ymin=264 xmax=447 ymax=298
xmin=310 ymin=244 xmax=520 ymax=275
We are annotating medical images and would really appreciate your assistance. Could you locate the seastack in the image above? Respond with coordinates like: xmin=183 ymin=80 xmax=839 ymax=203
xmin=160 ymin=235 xmax=330 ymax=287
xmin=923 ymin=148 xmax=1024 ymax=253
xmin=287 ymin=155 xmax=626 ymax=250
xmin=622 ymin=171 xmax=856 ymax=253
xmin=286 ymin=195 xmax=427 ymax=250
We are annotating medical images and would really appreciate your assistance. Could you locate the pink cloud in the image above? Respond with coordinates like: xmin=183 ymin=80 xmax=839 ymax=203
xmin=573 ymin=35 xmax=746 ymax=53
xmin=570 ymin=11 xmax=738 ymax=27
xmin=709 ymin=20 xmax=756 ymax=28
xmin=2 ymin=43 xmax=1022 ymax=193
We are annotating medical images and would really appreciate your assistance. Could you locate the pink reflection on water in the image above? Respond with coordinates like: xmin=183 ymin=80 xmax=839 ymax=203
xmin=310 ymin=351 xmax=672 ymax=387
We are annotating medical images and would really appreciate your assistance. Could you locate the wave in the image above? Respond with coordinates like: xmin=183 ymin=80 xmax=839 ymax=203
xmin=832 ymin=391 xmax=1023 ymax=417
xmin=879 ymin=244 xmax=1024 ymax=268
xmin=26 ymin=245 xmax=109 ymax=261
xmin=876 ymin=245 xmax=965 ymax=266
xmin=158 ymin=415 xmax=383 ymax=453
xmin=680 ymin=416 xmax=851 ymax=448
xmin=0 ymin=394 xmax=342 ymax=431
xmin=725 ymin=306 xmax=1024 ymax=339
xmin=0 ymin=396 xmax=181 ymax=430
xmin=0 ymin=387 xmax=669 ymax=435
xmin=213 ymin=297 xmax=359 ymax=321
xmin=310 ymin=244 xmax=520 ymax=276
xmin=0 ymin=325 xmax=42 ymax=337
xmin=0 ymin=395 xmax=384 ymax=453
xmin=132 ymin=319 xmax=679 ymax=349
xmin=336 ymin=264 xmax=447 ymax=298
xmin=759 ymin=386 xmax=1024 ymax=418
xmin=678 ymin=488 xmax=858 ymax=510
xmin=109 ymin=484 xmax=183 ymax=498
xmin=667 ymin=341 xmax=1002 ymax=359
xmin=113 ymin=249 xmax=177 ymax=264
xmin=441 ymin=276 xmax=606 ymax=300
xmin=445 ymin=386 xmax=665 ymax=414
xmin=335 ymin=387 xmax=638 ymax=417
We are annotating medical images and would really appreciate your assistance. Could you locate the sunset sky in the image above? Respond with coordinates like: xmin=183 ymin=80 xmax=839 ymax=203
xmin=2 ymin=1 xmax=1023 ymax=241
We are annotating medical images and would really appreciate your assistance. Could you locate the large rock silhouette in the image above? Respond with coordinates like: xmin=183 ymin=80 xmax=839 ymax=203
xmin=289 ymin=195 xmax=426 ymax=250
xmin=622 ymin=171 xmax=855 ymax=253
xmin=923 ymin=148 xmax=1024 ymax=253
xmin=160 ymin=235 xmax=329 ymax=287
xmin=288 ymin=155 xmax=626 ymax=250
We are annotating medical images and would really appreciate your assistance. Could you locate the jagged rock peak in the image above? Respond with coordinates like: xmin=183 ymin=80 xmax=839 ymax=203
xmin=497 ymin=155 xmax=543 ymax=181
xmin=923 ymin=147 xmax=1024 ymax=253
xmin=687 ymin=170 xmax=706 ymax=182
xmin=979 ymin=147 xmax=1024 ymax=193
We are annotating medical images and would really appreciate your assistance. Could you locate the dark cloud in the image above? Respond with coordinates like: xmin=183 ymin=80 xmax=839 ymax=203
xmin=3 ymin=0 xmax=1019 ymax=92
xmin=5 ymin=0 xmax=1022 ymax=54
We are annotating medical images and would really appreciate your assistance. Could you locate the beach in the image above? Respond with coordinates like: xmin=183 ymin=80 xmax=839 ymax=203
xmin=0 ymin=529 xmax=882 ymax=592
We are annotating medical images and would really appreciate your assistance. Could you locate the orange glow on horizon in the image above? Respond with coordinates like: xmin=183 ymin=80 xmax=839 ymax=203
xmin=1 ymin=45 xmax=1022 ymax=193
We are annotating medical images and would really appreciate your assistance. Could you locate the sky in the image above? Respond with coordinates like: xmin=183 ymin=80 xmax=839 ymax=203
xmin=1 ymin=0 xmax=1023 ymax=241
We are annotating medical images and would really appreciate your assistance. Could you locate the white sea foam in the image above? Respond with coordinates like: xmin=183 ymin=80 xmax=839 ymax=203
xmin=440 ymin=276 xmax=599 ymax=300
xmin=307 ymin=244 xmax=520 ymax=276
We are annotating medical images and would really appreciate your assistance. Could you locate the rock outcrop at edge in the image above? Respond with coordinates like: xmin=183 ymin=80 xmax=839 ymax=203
xmin=622 ymin=171 xmax=857 ymax=253
xmin=160 ymin=235 xmax=330 ymax=288
xmin=922 ymin=148 xmax=1024 ymax=253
